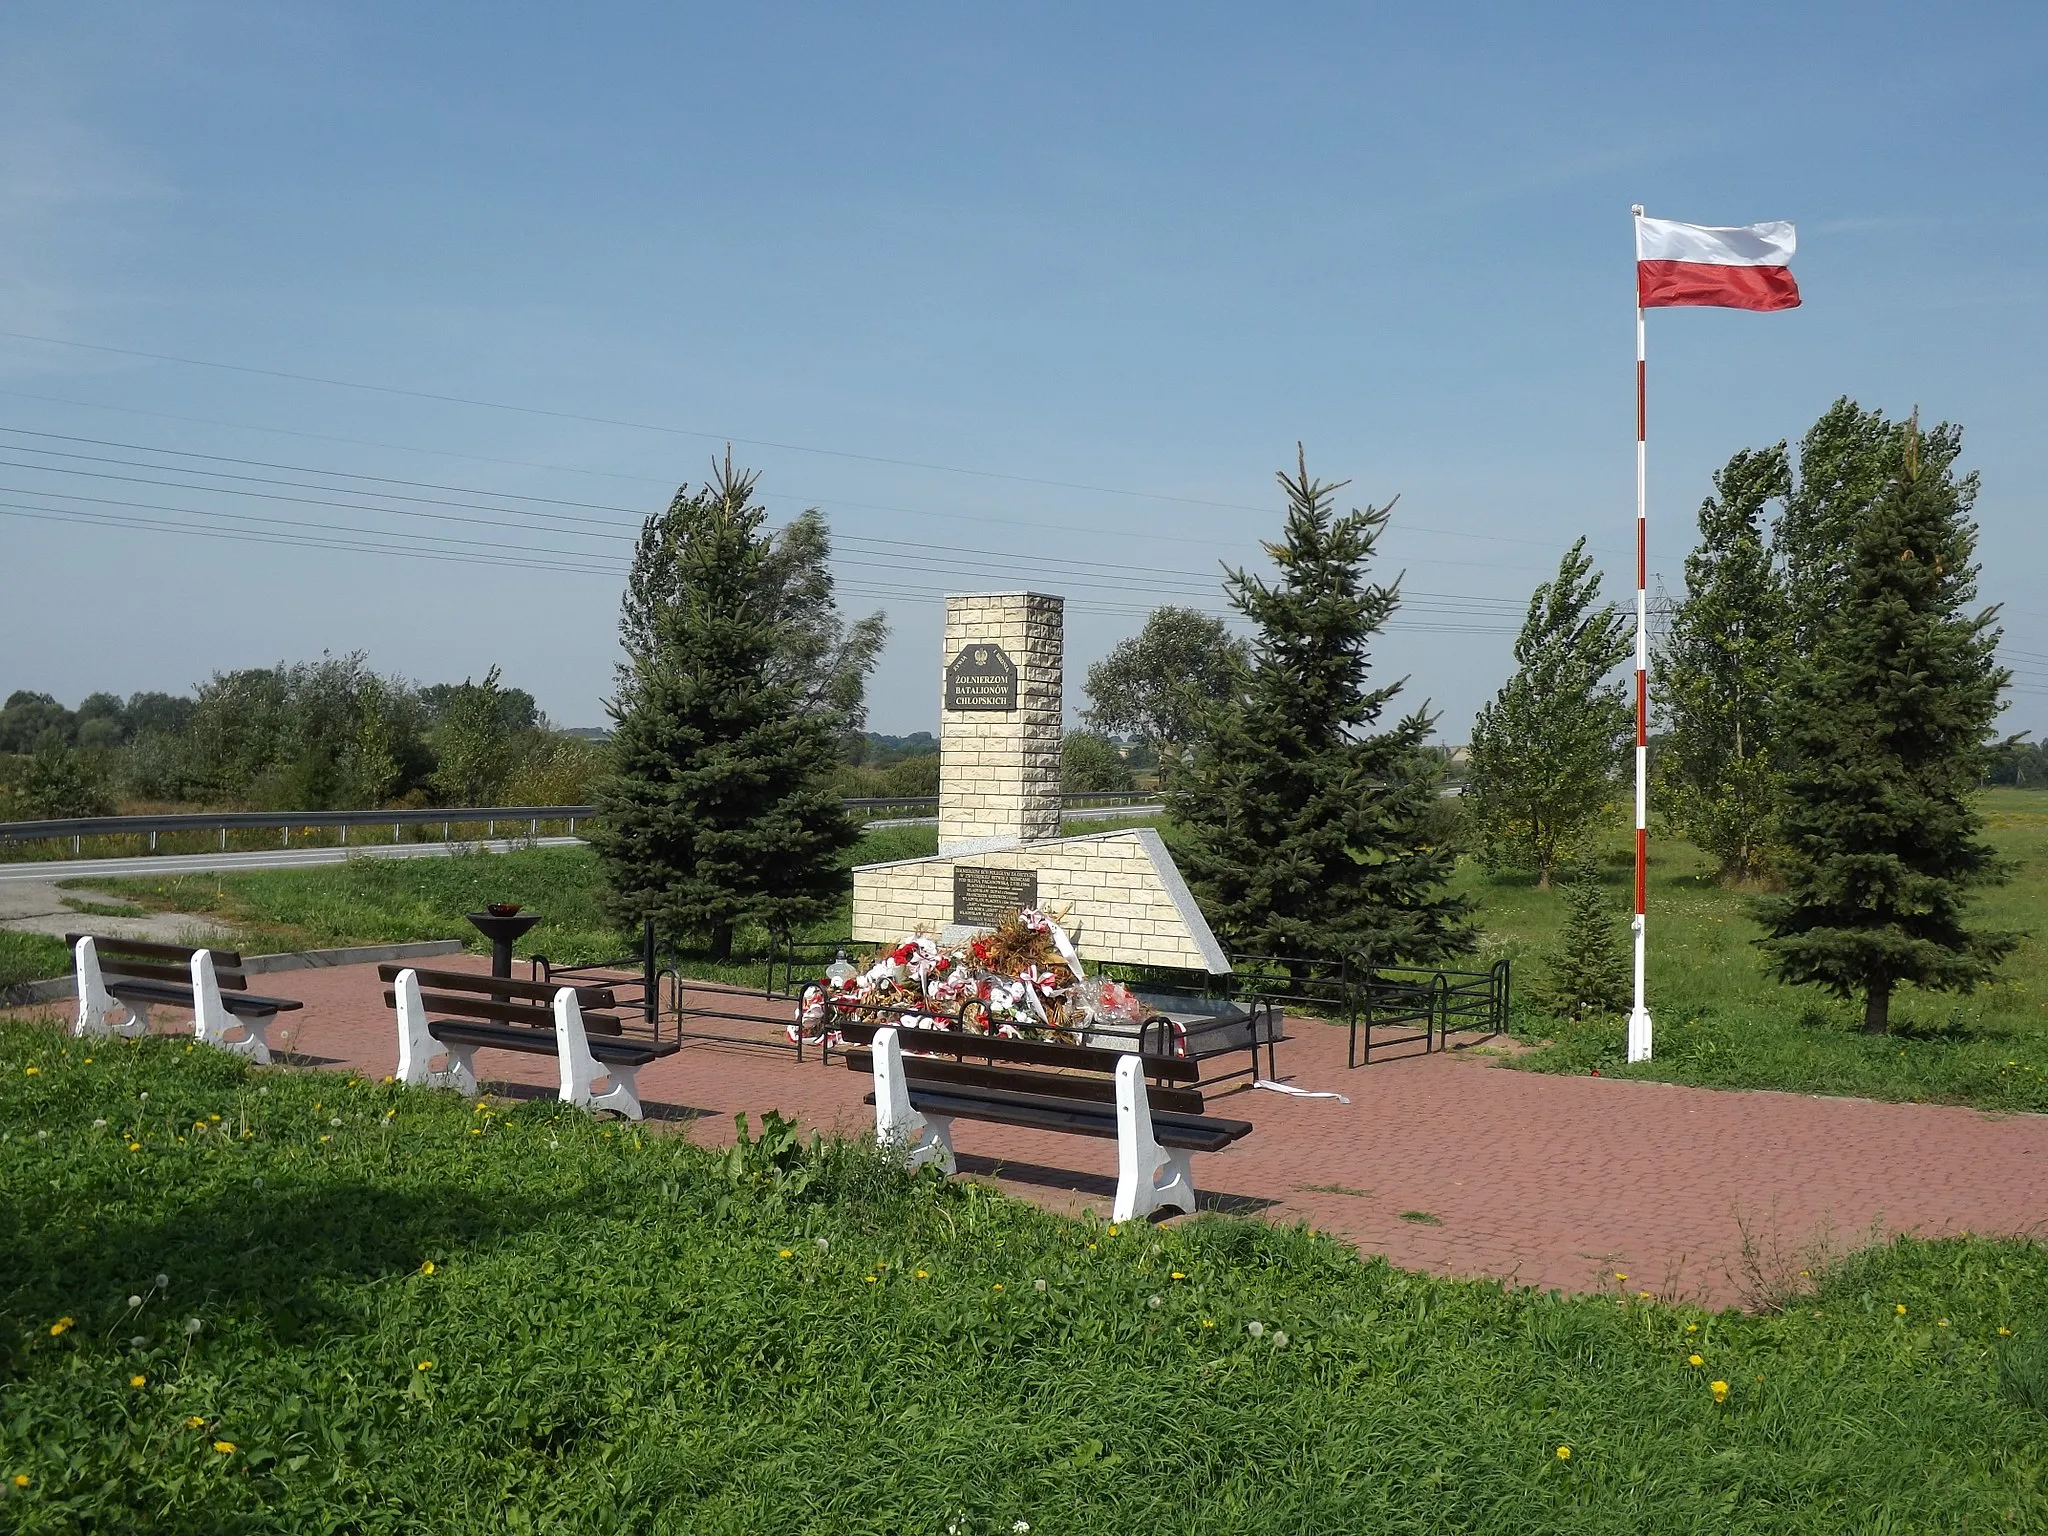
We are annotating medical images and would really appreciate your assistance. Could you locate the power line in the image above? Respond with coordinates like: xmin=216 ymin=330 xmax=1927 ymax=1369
xmin=0 ymin=440 xmax=1534 ymax=613
xmin=0 ymin=344 xmax=1623 ymax=559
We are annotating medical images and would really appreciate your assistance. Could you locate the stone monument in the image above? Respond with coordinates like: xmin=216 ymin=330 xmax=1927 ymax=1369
xmin=850 ymin=591 xmax=1230 ymax=975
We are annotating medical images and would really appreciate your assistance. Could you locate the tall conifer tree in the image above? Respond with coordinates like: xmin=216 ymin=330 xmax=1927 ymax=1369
xmin=591 ymin=458 xmax=857 ymax=959
xmin=1171 ymin=449 xmax=1470 ymax=965
xmin=1755 ymin=418 xmax=2016 ymax=1033
xmin=1657 ymin=447 xmax=1794 ymax=882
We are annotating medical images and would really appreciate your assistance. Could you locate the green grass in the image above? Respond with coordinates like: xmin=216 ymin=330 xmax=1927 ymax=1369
xmin=3 ymin=1023 xmax=2047 ymax=1532
xmin=1468 ymin=789 xmax=2048 ymax=1111
xmin=0 ymin=932 xmax=71 ymax=993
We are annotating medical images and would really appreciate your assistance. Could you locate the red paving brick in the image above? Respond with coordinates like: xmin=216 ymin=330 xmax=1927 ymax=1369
xmin=18 ymin=953 xmax=2048 ymax=1307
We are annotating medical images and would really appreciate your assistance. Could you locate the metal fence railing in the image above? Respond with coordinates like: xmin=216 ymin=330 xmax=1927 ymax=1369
xmin=0 ymin=790 xmax=1167 ymax=857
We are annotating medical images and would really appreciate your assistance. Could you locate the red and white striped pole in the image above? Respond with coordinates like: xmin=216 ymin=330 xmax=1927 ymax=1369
xmin=1627 ymin=204 xmax=1654 ymax=1063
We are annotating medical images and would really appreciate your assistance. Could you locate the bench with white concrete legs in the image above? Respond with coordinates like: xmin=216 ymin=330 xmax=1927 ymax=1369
xmin=383 ymin=963 xmax=677 ymax=1118
xmin=845 ymin=1017 xmax=1250 ymax=1222
xmin=71 ymin=933 xmax=301 ymax=1058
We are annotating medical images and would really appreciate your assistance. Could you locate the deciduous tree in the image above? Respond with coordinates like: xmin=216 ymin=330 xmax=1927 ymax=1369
xmin=1465 ymin=540 xmax=1631 ymax=888
xmin=1657 ymin=446 xmax=1793 ymax=882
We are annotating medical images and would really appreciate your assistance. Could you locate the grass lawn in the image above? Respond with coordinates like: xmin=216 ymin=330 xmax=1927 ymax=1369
xmin=1475 ymin=789 xmax=2048 ymax=1113
xmin=4 ymin=1023 xmax=2047 ymax=1532
xmin=0 ymin=933 xmax=71 ymax=995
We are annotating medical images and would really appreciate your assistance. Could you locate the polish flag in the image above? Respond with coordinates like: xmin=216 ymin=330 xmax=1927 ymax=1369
xmin=1636 ymin=216 xmax=1799 ymax=311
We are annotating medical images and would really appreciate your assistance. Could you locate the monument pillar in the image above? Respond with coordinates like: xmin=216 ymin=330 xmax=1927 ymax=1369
xmin=938 ymin=591 xmax=1063 ymax=854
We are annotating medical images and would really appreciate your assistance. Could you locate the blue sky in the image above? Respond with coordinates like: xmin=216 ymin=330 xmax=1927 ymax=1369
xmin=3 ymin=2 xmax=2043 ymax=736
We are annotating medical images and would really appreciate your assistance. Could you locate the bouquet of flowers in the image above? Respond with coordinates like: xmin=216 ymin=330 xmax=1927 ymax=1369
xmin=791 ymin=907 xmax=1172 ymax=1051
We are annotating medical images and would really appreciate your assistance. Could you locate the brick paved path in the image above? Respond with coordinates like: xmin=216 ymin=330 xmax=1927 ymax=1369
xmin=19 ymin=955 xmax=2048 ymax=1307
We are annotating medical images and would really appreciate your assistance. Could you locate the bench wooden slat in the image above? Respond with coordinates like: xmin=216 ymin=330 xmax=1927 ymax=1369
xmin=376 ymin=963 xmax=615 ymax=1009
xmin=834 ymin=1020 xmax=1200 ymax=1083
xmin=66 ymin=933 xmax=243 ymax=967
xmin=382 ymin=988 xmax=624 ymax=1036
xmin=426 ymin=1019 xmax=677 ymax=1068
xmin=874 ymin=1085 xmax=1252 ymax=1154
xmin=97 ymin=955 xmax=249 ymax=990
xmin=105 ymin=978 xmax=302 ymax=1015
xmin=839 ymin=1047 xmax=1209 ymax=1118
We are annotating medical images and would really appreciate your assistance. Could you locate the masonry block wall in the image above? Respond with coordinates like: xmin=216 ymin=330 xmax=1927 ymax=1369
xmin=938 ymin=591 xmax=1063 ymax=854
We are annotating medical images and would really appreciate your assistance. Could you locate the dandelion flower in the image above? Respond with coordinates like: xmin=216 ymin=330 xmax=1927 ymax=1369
xmin=1202 ymin=1318 xmax=1215 ymax=1329
xmin=778 ymin=1249 xmax=793 ymax=1259
xmin=329 ymin=1117 xmax=342 ymax=1128
xmin=993 ymin=1283 xmax=1004 ymax=1292
xmin=185 ymin=1318 xmax=202 ymax=1337
xmin=1614 ymin=1272 xmax=1627 ymax=1282
xmin=421 ymin=1262 xmax=435 ymax=1276
xmin=1171 ymin=1272 xmax=1186 ymax=1281
xmin=186 ymin=1416 xmax=205 ymax=1429
xmin=1937 ymin=1319 xmax=1949 ymax=1328
xmin=1107 ymin=1225 xmax=1119 ymax=1236
xmin=1556 ymin=1446 xmax=1572 ymax=1461
xmin=48 ymin=1318 xmax=72 ymax=1337
xmin=83 ymin=1058 xmax=92 ymax=1065
xmin=1246 ymin=1320 xmax=1264 ymax=1338
xmin=1273 ymin=1331 xmax=1289 ymax=1347
xmin=1147 ymin=1295 xmax=1162 ymax=1310
xmin=320 ymin=1136 xmax=331 ymax=1144
xmin=2000 ymin=1327 xmax=2013 ymax=1337
xmin=11 ymin=1475 xmax=27 ymax=1488
xmin=1896 ymin=1304 xmax=1908 ymax=1316
xmin=129 ymin=1375 xmax=146 ymax=1388
xmin=156 ymin=1275 xmax=168 ymax=1289
xmin=864 ymin=1276 xmax=878 ymax=1285
xmin=213 ymin=1441 xmax=235 ymax=1455
xmin=209 ymin=1114 xmax=220 ymax=1122
xmin=127 ymin=1295 xmax=142 ymax=1308
xmin=1014 ymin=1522 xmax=1031 ymax=1533
xmin=93 ymin=1119 xmax=107 ymax=1130
xmin=1685 ymin=1323 xmax=1697 ymax=1333
xmin=416 ymin=1361 xmax=433 ymax=1372
xmin=1688 ymin=1354 xmax=1704 ymax=1367
xmin=1637 ymin=1291 xmax=1651 ymax=1300
xmin=815 ymin=1237 xmax=830 ymax=1253
xmin=916 ymin=1270 xmax=929 ymax=1279
xmin=127 ymin=1142 xmax=141 ymax=1152
xmin=1034 ymin=1278 xmax=1048 ymax=1293
xmin=1710 ymin=1380 xmax=1729 ymax=1403
xmin=23 ymin=1066 xmax=38 ymax=1076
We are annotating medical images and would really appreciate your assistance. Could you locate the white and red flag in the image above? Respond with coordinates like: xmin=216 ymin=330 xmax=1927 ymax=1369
xmin=1635 ymin=216 xmax=1799 ymax=311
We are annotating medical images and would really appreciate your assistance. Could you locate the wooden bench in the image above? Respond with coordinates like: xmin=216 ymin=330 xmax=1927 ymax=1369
xmin=837 ymin=1019 xmax=1254 ymax=1222
xmin=380 ymin=964 xmax=680 ymax=1121
xmin=70 ymin=934 xmax=303 ymax=1065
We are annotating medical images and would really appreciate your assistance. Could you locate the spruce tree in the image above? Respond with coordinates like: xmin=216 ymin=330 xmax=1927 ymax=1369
xmin=590 ymin=457 xmax=857 ymax=960
xmin=1170 ymin=449 xmax=1470 ymax=966
xmin=1536 ymin=860 xmax=1631 ymax=1021
xmin=1657 ymin=446 xmax=1794 ymax=882
xmin=1465 ymin=539 xmax=1632 ymax=887
xmin=1755 ymin=418 xmax=2017 ymax=1033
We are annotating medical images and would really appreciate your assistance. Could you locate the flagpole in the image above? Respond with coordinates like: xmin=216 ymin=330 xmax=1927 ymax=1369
xmin=1627 ymin=203 xmax=1653 ymax=1063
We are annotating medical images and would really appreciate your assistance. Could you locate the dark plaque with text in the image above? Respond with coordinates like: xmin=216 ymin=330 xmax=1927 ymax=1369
xmin=945 ymin=644 xmax=1019 ymax=711
xmin=952 ymin=866 xmax=1038 ymax=927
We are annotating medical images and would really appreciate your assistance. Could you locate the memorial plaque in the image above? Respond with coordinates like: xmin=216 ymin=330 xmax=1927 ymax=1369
xmin=952 ymin=866 xmax=1038 ymax=927
xmin=945 ymin=643 xmax=1018 ymax=711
